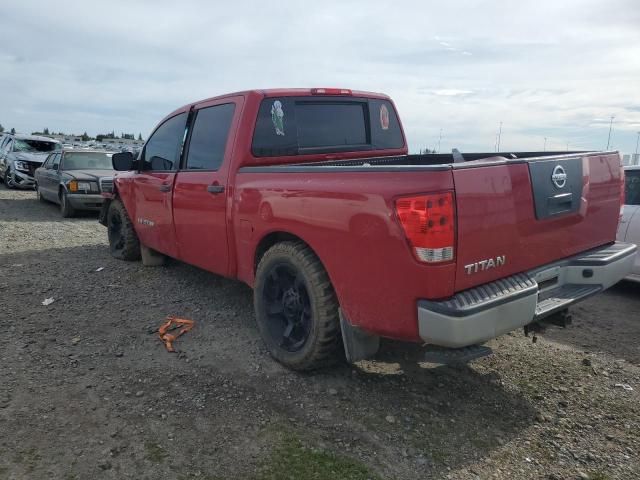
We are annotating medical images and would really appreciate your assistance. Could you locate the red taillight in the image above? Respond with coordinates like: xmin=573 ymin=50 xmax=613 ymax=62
xmin=395 ymin=192 xmax=456 ymax=263
xmin=311 ymin=88 xmax=352 ymax=95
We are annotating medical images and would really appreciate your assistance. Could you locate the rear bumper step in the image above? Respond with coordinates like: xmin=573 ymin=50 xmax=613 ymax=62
xmin=418 ymin=242 xmax=637 ymax=348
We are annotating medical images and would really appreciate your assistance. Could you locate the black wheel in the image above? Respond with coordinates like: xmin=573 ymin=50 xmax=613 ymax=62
xmin=4 ymin=169 xmax=16 ymax=189
xmin=254 ymin=241 xmax=341 ymax=371
xmin=60 ymin=191 xmax=76 ymax=218
xmin=107 ymin=199 xmax=140 ymax=261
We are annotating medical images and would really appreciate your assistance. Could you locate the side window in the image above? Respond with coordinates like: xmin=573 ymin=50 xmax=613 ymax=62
xmin=44 ymin=154 xmax=54 ymax=168
xmin=2 ymin=139 xmax=13 ymax=154
xmin=52 ymin=153 xmax=61 ymax=170
xmin=142 ymin=113 xmax=187 ymax=171
xmin=625 ymin=171 xmax=640 ymax=206
xmin=185 ymin=103 xmax=235 ymax=170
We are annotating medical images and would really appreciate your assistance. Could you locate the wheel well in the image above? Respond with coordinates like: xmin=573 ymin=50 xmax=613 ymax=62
xmin=254 ymin=232 xmax=312 ymax=273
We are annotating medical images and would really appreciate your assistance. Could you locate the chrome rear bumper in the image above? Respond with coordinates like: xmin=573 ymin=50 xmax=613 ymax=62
xmin=418 ymin=242 xmax=637 ymax=348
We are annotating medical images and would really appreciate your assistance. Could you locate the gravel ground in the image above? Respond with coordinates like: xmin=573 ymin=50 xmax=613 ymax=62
xmin=0 ymin=185 xmax=638 ymax=480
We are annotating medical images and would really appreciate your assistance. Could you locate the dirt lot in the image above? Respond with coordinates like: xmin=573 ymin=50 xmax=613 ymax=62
xmin=0 ymin=185 xmax=638 ymax=480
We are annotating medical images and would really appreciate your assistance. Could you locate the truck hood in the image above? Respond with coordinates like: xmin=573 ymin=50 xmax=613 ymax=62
xmin=65 ymin=169 xmax=115 ymax=181
xmin=11 ymin=152 xmax=50 ymax=164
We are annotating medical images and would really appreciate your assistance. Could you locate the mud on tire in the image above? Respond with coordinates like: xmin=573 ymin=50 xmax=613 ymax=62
xmin=107 ymin=199 xmax=141 ymax=261
xmin=254 ymin=241 xmax=342 ymax=371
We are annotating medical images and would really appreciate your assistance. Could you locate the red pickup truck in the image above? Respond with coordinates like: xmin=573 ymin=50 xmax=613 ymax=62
xmin=100 ymin=88 xmax=636 ymax=370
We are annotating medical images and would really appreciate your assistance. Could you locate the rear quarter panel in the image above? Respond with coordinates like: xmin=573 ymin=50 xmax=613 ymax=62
xmin=234 ymin=169 xmax=454 ymax=342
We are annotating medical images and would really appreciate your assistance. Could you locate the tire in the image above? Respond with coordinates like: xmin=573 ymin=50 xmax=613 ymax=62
xmin=107 ymin=199 xmax=140 ymax=261
xmin=254 ymin=241 xmax=341 ymax=371
xmin=4 ymin=169 xmax=15 ymax=189
xmin=60 ymin=191 xmax=76 ymax=218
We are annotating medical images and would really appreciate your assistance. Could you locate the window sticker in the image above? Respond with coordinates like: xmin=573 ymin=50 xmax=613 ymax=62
xmin=380 ymin=104 xmax=390 ymax=130
xmin=271 ymin=100 xmax=285 ymax=136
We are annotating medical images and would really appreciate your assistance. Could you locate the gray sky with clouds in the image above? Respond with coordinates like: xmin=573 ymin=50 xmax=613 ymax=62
xmin=1 ymin=0 xmax=639 ymax=154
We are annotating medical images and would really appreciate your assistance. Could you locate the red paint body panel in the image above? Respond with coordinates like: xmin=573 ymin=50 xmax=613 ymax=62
xmin=111 ymin=88 xmax=624 ymax=344
xmin=233 ymin=169 xmax=456 ymax=341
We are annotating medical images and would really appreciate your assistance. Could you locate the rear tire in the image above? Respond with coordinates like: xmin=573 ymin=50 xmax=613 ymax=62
xmin=254 ymin=241 xmax=341 ymax=371
xmin=107 ymin=199 xmax=140 ymax=261
xmin=60 ymin=191 xmax=76 ymax=218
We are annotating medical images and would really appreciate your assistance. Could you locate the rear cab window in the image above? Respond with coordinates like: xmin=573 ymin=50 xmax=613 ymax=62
xmin=251 ymin=96 xmax=404 ymax=157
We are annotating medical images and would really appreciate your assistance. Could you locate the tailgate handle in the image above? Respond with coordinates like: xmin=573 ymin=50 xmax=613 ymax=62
xmin=547 ymin=192 xmax=572 ymax=209
xmin=158 ymin=184 xmax=171 ymax=192
xmin=207 ymin=184 xmax=225 ymax=194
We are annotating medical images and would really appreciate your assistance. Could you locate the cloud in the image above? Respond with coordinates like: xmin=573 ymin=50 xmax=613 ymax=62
xmin=0 ymin=0 xmax=639 ymax=153
xmin=431 ymin=89 xmax=475 ymax=97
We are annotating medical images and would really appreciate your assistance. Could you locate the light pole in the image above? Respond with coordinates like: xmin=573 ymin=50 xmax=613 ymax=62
xmin=437 ymin=128 xmax=442 ymax=153
xmin=496 ymin=121 xmax=503 ymax=152
xmin=544 ymin=137 xmax=547 ymax=151
xmin=606 ymin=116 xmax=615 ymax=150
xmin=635 ymin=131 xmax=640 ymax=156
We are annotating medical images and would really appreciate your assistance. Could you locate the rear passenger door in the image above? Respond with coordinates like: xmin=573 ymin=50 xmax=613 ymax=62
xmin=172 ymin=97 xmax=241 ymax=275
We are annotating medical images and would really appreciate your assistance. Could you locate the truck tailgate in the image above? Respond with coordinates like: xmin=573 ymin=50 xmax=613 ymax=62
xmin=453 ymin=153 xmax=623 ymax=292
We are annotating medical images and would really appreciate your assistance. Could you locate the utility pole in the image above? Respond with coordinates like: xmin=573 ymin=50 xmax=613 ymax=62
xmin=635 ymin=131 xmax=640 ymax=156
xmin=606 ymin=116 xmax=615 ymax=150
xmin=544 ymin=137 xmax=547 ymax=151
xmin=496 ymin=121 xmax=503 ymax=152
xmin=437 ymin=128 xmax=442 ymax=153
xmin=566 ymin=142 xmax=569 ymax=151
xmin=635 ymin=131 xmax=640 ymax=165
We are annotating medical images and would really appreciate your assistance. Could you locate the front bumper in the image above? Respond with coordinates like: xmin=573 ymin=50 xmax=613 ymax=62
xmin=418 ymin=242 xmax=637 ymax=348
xmin=12 ymin=169 xmax=36 ymax=188
xmin=66 ymin=193 xmax=105 ymax=211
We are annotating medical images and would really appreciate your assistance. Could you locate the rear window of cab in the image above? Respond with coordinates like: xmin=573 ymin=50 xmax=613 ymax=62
xmin=251 ymin=97 xmax=404 ymax=157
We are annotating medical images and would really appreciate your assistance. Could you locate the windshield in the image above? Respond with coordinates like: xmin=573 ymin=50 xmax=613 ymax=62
xmin=14 ymin=139 xmax=60 ymax=153
xmin=62 ymin=152 xmax=113 ymax=170
xmin=625 ymin=170 xmax=640 ymax=206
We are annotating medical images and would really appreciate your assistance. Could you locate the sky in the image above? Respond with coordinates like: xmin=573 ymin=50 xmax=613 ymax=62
xmin=1 ymin=0 xmax=639 ymax=154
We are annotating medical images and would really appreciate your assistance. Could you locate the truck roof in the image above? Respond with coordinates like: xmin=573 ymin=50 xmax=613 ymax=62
xmin=164 ymin=88 xmax=392 ymax=124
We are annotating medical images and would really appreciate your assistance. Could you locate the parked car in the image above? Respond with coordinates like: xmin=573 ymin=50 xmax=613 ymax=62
xmin=617 ymin=165 xmax=640 ymax=281
xmin=99 ymin=87 xmax=636 ymax=371
xmin=35 ymin=149 xmax=114 ymax=217
xmin=0 ymin=133 xmax=61 ymax=188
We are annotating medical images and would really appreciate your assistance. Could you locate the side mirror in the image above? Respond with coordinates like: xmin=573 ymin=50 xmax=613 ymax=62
xmin=52 ymin=164 xmax=59 ymax=171
xmin=112 ymin=151 xmax=134 ymax=171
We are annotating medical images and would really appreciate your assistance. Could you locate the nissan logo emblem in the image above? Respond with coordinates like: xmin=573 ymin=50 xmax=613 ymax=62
xmin=551 ymin=165 xmax=567 ymax=188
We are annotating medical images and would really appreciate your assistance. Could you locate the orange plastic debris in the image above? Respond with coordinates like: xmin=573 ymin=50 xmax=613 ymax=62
xmin=158 ymin=316 xmax=195 ymax=352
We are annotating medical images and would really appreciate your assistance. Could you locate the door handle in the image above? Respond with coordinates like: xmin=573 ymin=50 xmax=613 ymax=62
xmin=207 ymin=184 xmax=225 ymax=194
xmin=158 ymin=184 xmax=171 ymax=192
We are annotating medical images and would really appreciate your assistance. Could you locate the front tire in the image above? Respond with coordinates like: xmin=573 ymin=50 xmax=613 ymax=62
xmin=60 ymin=191 xmax=76 ymax=218
xmin=254 ymin=241 xmax=341 ymax=371
xmin=107 ymin=199 xmax=140 ymax=261
xmin=4 ymin=169 xmax=16 ymax=189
